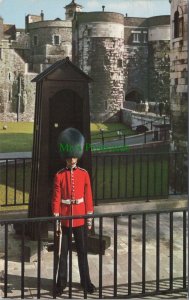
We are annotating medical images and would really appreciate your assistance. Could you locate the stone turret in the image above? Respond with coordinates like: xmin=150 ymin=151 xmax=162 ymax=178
xmin=64 ymin=0 xmax=83 ymax=20
xmin=72 ymin=12 xmax=125 ymax=121
xmin=25 ymin=13 xmax=44 ymax=33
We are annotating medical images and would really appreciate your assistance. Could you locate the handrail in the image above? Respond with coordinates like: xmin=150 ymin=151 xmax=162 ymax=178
xmin=0 ymin=206 xmax=187 ymax=225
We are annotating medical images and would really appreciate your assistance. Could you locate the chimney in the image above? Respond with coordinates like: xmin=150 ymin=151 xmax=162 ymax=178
xmin=102 ymin=5 xmax=105 ymax=12
xmin=41 ymin=10 xmax=44 ymax=21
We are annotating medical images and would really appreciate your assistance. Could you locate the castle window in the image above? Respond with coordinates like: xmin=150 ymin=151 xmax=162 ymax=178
xmin=117 ymin=59 xmax=122 ymax=68
xmin=33 ymin=35 xmax=38 ymax=46
xmin=88 ymin=28 xmax=92 ymax=36
xmin=53 ymin=35 xmax=60 ymax=45
xmin=143 ymin=32 xmax=148 ymax=43
xmin=68 ymin=10 xmax=73 ymax=18
xmin=105 ymin=99 xmax=108 ymax=111
xmin=8 ymin=91 xmax=11 ymax=102
xmin=132 ymin=31 xmax=140 ymax=43
xmin=174 ymin=7 xmax=183 ymax=38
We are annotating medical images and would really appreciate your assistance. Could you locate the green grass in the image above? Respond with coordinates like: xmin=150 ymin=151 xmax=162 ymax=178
xmin=0 ymin=122 xmax=34 ymax=153
xmin=0 ymin=153 xmax=169 ymax=210
xmin=0 ymin=161 xmax=31 ymax=211
xmin=0 ymin=122 xmax=134 ymax=153
xmin=91 ymin=123 xmax=134 ymax=142
xmin=92 ymin=154 xmax=169 ymax=202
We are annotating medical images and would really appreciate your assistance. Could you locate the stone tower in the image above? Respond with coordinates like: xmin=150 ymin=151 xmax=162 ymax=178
xmin=72 ymin=11 xmax=125 ymax=122
xmin=64 ymin=0 xmax=83 ymax=20
xmin=169 ymin=0 xmax=188 ymax=192
xmin=170 ymin=0 xmax=188 ymax=151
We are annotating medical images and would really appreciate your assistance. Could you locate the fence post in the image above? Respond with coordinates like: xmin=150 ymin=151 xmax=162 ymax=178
xmin=100 ymin=129 xmax=104 ymax=146
xmin=144 ymin=131 xmax=147 ymax=144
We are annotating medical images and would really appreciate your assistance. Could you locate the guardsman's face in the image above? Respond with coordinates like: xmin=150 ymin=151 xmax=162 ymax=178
xmin=66 ymin=158 xmax=78 ymax=168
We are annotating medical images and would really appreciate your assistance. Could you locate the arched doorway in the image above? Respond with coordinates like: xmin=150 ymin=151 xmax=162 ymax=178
xmin=49 ymin=89 xmax=83 ymax=177
xmin=125 ymin=90 xmax=142 ymax=103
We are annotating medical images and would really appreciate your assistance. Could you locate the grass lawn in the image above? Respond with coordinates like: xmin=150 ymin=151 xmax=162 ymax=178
xmin=0 ymin=160 xmax=31 ymax=211
xmin=91 ymin=123 xmax=134 ymax=142
xmin=92 ymin=153 xmax=169 ymax=203
xmin=0 ymin=122 xmax=134 ymax=153
xmin=0 ymin=122 xmax=34 ymax=153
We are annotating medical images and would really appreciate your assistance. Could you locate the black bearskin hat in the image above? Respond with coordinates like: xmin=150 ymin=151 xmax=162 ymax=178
xmin=57 ymin=127 xmax=85 ymax=159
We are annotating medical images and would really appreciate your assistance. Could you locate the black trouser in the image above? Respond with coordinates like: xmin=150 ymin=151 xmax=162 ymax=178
xmin=57 ymin=225 xmax=91 ymax=288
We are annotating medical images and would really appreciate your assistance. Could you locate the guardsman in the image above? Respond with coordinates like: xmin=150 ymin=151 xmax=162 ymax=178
xmin=52 ymin=127 xmax=96 ymax=296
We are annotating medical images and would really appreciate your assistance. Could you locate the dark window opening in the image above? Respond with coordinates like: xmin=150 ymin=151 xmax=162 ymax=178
xmin=54 ymin=35 xmax=60 ymax=45
xmin=68 ymin=10 xmax=73 ymax=17
xmin=174 ymin=8 xmax=183 ymax=38
xmin=34 ymin=36 xmax=38 ymax=46
xmin=88 ymin=28 xmax=92 ymax=36
xmin=181 ymin=92 xmax=188 ymax=102
xmin=143 ymin=32 xmax=148 ymax=43
xmin=105 ymin=99 xmax=108 ymax=111
xmin=117 ymin=59 xmax=122 ymax=68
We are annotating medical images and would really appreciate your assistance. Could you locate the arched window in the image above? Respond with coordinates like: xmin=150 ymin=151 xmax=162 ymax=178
xmin=68 ymin=10 xmax=73 ymax=17
xmin=174 ymin=6 xmax=183 ymax=38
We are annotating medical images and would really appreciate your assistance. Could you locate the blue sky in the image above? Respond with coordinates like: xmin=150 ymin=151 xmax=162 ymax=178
xmin=0 ymin=0 xmax=170 ymax=28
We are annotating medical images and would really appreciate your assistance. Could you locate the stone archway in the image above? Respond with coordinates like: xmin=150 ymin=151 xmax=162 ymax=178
xmin=125 ymin=89 xmax=143 ymax=103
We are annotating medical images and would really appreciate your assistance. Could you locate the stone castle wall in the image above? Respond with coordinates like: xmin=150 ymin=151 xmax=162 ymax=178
xmin=170 ymin=0 xmax=188 ymax=151
xmin=0 ymin=6 xmax=171 ymax=122
xmin=0 ymin=40 xmax=37 ymax=122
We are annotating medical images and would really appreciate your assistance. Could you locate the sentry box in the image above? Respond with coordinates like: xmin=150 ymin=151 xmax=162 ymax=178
xmin=29 ymin=57 xmax=92 ymax=238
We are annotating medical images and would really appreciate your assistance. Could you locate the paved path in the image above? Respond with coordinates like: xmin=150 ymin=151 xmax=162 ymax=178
xmin=0 ymin=152 xmax=32 ymax=159
xmin=0 ymin=197 xmax=188 ymax=299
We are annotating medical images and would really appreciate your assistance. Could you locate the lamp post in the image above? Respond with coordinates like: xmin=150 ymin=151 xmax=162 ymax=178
xmin=17 ymin=76 xmax=21 ymax=122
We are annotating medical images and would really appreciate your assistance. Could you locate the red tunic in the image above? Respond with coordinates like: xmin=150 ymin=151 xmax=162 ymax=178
xmin=52 ymin=166 xmax=94 ymax=227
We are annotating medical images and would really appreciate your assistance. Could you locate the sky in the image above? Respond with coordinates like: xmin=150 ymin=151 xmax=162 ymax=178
xmin=0 ymin=0 xmax=170 ymax=29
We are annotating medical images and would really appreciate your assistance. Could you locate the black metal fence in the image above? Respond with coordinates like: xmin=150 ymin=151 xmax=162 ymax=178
xmin=0 ymin=158 xmax=31 ymax=207
xmin=0 ymin=152 xmax=186 ymax=207
xmin=91 ymin=127 xmax=169 ymax=146
xmin=92 ymin=151 xmax=186 ymax=205
xmin=0 ymin=208 xmax=187 ymax=298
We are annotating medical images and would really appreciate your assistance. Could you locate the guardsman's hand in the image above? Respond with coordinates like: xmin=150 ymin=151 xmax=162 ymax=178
xmin=87 ymin=218 xmax=92 ymax=230
xmin=54 ymin=214 xmax=62 ymax=237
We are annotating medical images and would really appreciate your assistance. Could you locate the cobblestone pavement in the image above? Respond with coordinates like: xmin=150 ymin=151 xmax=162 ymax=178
xmin=0 ymin=198 xmax=188 ymax=299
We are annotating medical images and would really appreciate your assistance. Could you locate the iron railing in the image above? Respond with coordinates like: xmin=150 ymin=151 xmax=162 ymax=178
xmin=91 ymin=116 xmax=169 ymax=145
xmin=0 ymin=208 xmax=187 ymax=299
xmin=0 ymin=152 xmax=186 ymax=207
xmin=92 ymin=151 xmax=186 ymax=205
xmin=91 ymin=128 xmax=169 ymax=146
xmin=0 ymin=158 xmax=31 ymax=207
